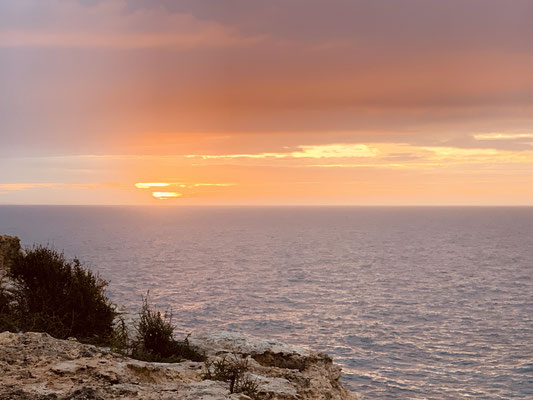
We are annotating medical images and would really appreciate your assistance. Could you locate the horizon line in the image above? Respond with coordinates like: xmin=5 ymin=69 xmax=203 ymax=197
xmin=1 ymin=204 xmax=533 ymax=208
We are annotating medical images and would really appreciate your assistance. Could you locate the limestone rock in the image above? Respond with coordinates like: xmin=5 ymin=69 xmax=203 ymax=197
xmin=190 ymin=331 xmax=360 ymax=400
xmin=0 ymin=331 xmax=361 ymax=400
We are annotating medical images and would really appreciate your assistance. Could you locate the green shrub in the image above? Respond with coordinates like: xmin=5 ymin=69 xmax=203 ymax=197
xmin=7 ymin=246 xmax=116 ymax=342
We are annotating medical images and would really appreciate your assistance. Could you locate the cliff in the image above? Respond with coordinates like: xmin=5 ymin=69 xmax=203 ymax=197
xmin=0 ymin=330 xmax=360 ymax=400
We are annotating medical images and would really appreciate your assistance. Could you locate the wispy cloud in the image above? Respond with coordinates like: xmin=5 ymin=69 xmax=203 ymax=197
xmin=186 ymin=144 xmax=378 ymax=160
xmin=185 ymin=142 xmax=533 ymax=169
xmin=0 ymin=1 xmax=259 ymax=49
xmin=0 ymin=183 xmax=55 ymax=191
xmin=0 ymin=29 xmax=260 ymax=49
xmin=0 ymin=182 xmax=120 ymax=191
xmin=474 ymin=133 xmax=533 ymax=141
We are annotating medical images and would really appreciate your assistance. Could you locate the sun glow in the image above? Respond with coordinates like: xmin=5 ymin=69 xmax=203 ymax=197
xmin=152 ymin=192 xmax=182 ymax=199
xmin=135 ymin=182 xmax=170 ymax=189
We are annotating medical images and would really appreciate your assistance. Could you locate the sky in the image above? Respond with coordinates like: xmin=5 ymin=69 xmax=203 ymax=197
xmin=1 ymin=0 xmax=533 ymax=205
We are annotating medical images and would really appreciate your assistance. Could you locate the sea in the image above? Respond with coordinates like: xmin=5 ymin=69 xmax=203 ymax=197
xmin=0 ymin=206 xmax=532 ymax=399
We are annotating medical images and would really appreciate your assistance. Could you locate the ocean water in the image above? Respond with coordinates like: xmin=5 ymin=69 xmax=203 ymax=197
xmin=0 ymin=206 xmax=532 ymax=399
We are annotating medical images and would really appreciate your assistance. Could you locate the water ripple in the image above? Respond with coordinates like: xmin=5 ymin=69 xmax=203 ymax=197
xmin=1 ymin=206 xmax=532 ymax=398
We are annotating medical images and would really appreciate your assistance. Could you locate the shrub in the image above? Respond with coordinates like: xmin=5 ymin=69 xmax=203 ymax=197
xmin=125 ymin=293 xmax=205 ymax=363
xmin=1 ymin=244 xmax=206 ymax=364
xmin=134 ymin=294 xmax=175 ymax=359
xmin=7 ymin=246 xmax=116 ymax=342
xmin=203 ymin=354 xmax=260 ymax=398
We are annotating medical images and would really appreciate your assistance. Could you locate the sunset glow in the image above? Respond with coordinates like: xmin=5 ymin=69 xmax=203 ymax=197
xmin=135 ymin=183 xmax=170 ymax=189
xmin=2 ymin=0 xmax=533 ymax=205
xmin=152 ymin=192 xmax=182 ymax=199
xmin=3 ymin=3 xmax=531 ymax=398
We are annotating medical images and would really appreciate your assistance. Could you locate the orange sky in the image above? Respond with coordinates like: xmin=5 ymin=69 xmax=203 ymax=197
xmin=1 ymin=0 xmax=533 ymax=205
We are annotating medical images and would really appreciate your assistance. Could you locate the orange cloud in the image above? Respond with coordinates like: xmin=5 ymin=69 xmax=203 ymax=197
xmin=474 ymin=133 xmax=533 ymax=140
xmin=186 ymin=144 xmax=378 ymax=160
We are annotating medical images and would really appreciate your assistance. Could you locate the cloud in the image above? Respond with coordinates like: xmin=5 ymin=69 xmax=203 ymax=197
xmin=474 ymin=133 xmax=533 ymax=140
xmin=0 ymin=0 xmax=258 ymax=49
xmin=185 ymin=142 xmax=533 ymax=169
xmin=0 ymin=183 xmax=55 ymax=191
xmin=0 ymin=30 xmax=259 ymax=49
xmin=187 ymin=144 xmax=378 ymax=160
xmin=2 ymin=1 xmax=533 ymax=158
xmin=0 ymin=182 xmax=120 ymax=191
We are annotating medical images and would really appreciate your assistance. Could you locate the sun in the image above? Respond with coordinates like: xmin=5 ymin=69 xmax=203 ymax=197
xmin=152 ymin=192 xmax=182 ymax=199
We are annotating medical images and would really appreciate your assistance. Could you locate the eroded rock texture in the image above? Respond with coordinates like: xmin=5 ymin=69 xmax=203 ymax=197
xmin=0 ymin=331 xmax=360 ymax=400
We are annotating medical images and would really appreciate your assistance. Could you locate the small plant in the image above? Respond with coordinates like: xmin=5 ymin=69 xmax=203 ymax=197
xmin=129 ymin=293 xmax=205 ymax=363
xmin=134 ymin=294 xmax=175 ymax=358
xmin=237 ymin=374 xmax=260 ymax=399
xmin=7 ymin=246 xmax=116 ymax=342
xmin=203 ymin=354 xmax=260 ymax=398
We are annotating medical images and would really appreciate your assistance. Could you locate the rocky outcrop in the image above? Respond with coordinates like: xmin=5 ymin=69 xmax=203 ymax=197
xmin=191 ymin=331 xmax=359 ymax=400
xmin=0 ymin=331 xmax=361 ymax=400
xmin=0 ymin=235 xmax=21 ymax=279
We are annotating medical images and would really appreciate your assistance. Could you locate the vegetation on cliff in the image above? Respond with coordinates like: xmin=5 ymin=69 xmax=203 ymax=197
xmin=1 ymin=246 xmax=116 ymax=342
xmin=112 ymin=294 xmax=205 ymax=362
xmin=0 ymin=237 xmax=360 ymax=399
xmin=0 ymin=241 xmax=204 ymax=362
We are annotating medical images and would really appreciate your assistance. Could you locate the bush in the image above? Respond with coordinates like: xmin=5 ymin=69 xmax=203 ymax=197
xmin=0 ymin=244 xmax=205 ymax=364
xmin=6 ymin=246 xmax=116 ymax=342
xmin=113 ymin=293 xmax=205 ymax=363
xmin=134 ymin=294 xmax=175 ymax=359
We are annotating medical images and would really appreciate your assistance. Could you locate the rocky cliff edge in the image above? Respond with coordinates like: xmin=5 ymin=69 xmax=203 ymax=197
xmin=0 ymin=330 xmax=361 ymax=400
